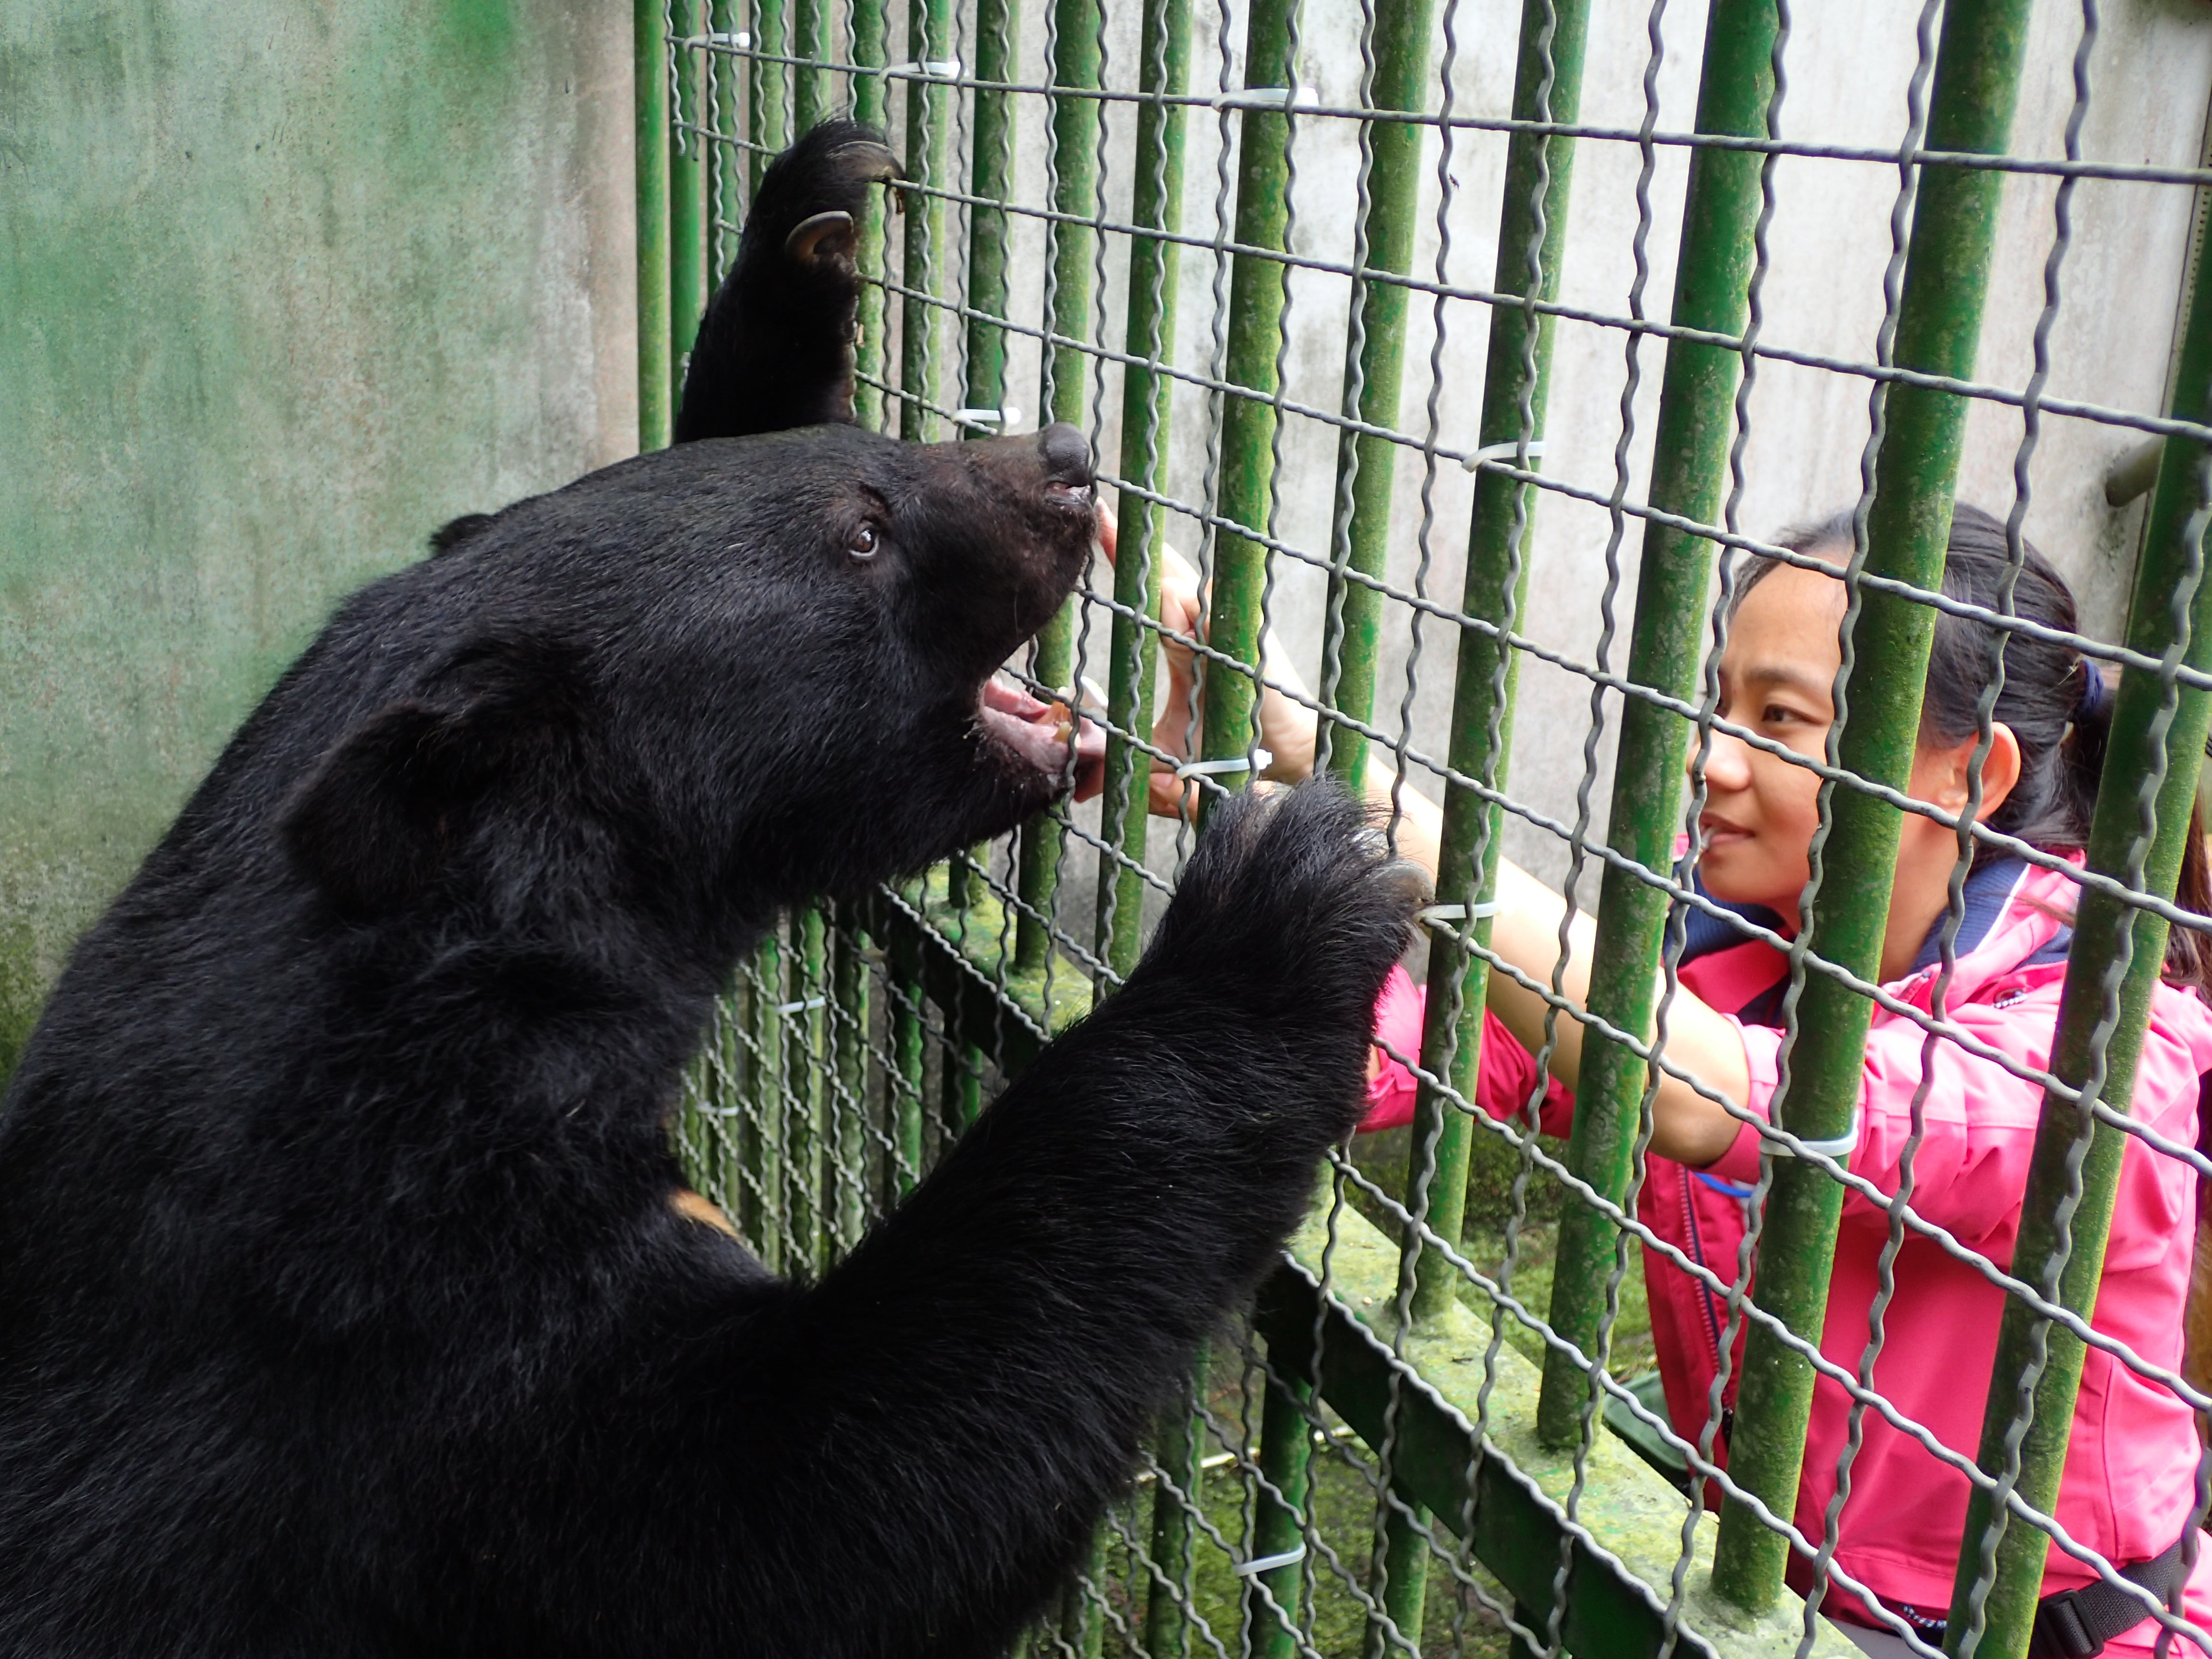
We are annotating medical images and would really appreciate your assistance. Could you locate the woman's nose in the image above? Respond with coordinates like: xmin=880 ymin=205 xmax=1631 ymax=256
xmin=1695 ymin=726 xmax=1753 ymax=793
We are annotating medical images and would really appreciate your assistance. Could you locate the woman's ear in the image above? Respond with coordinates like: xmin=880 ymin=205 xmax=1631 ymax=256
xmin=1941 ymin=721 xmax=2022 ymax=821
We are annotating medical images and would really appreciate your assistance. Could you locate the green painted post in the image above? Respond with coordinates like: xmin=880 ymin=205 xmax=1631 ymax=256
xmin=1194 ymin=0 xmax=1298 ymax=800
xmin=1708 ymin=0 xmax=2035 ymax=1610
xmin=962 ymin=0 xmax=1016 ymax=433
xmin=745 ymin=931 xmax=785 ymax=1273
xmin=710 ymin=0 xmax=744 ymax=279
xmin=1142 ymin=1369 xmax=1205 ymax=1659
xmin=1134 ymin=11 xmax=1301 ymax=1651
xmin=635 ymin=0 xmax=672 ymax=451
xmin=1092 ymin=0 xmax=1190 ymax=990
xmin=793 ymin=0 xmax=832 ymax=131
xmin=851 ymin=0 xmax=890 ymax=432
xmin=889 ymin=923 xmax=926 ymax=1202
xmin=1010 ymin=0 xmax=1101 ymax=973
xmin=669 ymin=1 xmax=709 ymax=411
xmin=899 ymin=0 xmax=955 ymax=443
xmin=783 ymin=907 xmax=827 ymax=1276
xmin=1040 ymin=0 xmax=1102 ymax=426
xmin=1410 ymin=0 xmax=1592 ymax=1336
xmin=1314 ymin=0 xmax=1434 ymax=787
xmin=942 ymin=1040 xmax=983 ymax=1135
xmin=1245 ymin=1365 xmax=1316 ymax=1659
xmin=1370 ymin=2 xmax=1589 ymax=1647
xmin=829 ymin=913 xmax=871 ymax=1257
xmin=1061 ymin=1532 xmax=1111 ymax=1659
xmin=749 ymin=0 xmax=791 ymax=195
xmin=1946 ymin=179 xmax=2212 ymax=1659
xmin=1532 ymin=0 xmax=1775 ymax=1450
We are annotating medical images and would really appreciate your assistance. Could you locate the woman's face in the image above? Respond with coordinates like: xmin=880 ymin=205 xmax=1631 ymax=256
xmin=1696 ymin=559 xmax=1848 ymax=914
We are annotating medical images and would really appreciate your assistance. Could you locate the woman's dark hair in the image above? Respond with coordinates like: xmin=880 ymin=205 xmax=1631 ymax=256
xmin=1737 ymin=501 xmax=2212 ymax=993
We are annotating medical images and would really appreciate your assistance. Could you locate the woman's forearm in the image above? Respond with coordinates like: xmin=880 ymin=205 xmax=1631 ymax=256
xmin=1480 ymin=859 xmax=1748 ymax=1168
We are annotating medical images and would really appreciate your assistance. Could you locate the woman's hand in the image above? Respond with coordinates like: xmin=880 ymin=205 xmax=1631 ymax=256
xmin=1096 ymin=506 xmax=1318 ymax=817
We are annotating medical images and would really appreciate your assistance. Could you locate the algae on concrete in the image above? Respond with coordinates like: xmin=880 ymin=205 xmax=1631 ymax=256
xmin=0 ymin=0 xmax=639 ymax=1082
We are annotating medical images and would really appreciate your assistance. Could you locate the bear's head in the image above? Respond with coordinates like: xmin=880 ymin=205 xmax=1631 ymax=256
xmin=272 ymin=120 xmax=1098 ymax=961
xmin=277 ymin=419 xmax=1096 ymax=951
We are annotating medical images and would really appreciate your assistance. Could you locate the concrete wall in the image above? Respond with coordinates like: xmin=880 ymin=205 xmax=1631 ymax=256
xmin=0 ymin=0 xmax=637 ymax=1078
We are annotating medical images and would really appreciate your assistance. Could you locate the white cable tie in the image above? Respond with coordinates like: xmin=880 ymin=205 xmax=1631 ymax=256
xmin=701 ymin=30 xmax=751 ymax=47
xmin=1415 ymin=901 xmax=1500 ymax=926
xmin=882 ymin=57 xmax=962 ymax=77
xmin=1237 ymin=1543 xmax=1307 ymax=1577
xmin=774 ymin=996 xmax=829 ymax=1016
xmin=952 ymin=405 xmax=1019 ymax=429
xmin=1213 ymin=84 xmax=1318 ymax=111
xmin=1174 ymin=747 xmax=1273 ymax=781
xmin=1791 ymin=1105 xmax=1861 ymax=1163
xmin=1461 ymin=438 xmax=1548 ymax=472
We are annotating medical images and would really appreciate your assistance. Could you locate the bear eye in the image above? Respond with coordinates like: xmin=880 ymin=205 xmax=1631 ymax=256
xmin=847 ymin=524 xmax=880 ymax=562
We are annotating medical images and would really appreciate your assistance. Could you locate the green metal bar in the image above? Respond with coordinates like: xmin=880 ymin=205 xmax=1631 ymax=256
xmin=1532 ymin=0 xmax=1774 ymax=1450
xmin=1040 ymin=0 xmax=1102 ymax=425
xmin=744 ymin=931 xmax=785 ymax=1273
xmin=783 ymin=907 xmax=827 ymax=1276
xmin=749 ymin=0 xmax=791 ymax=196
xmin=792 ymin=0 xmax=831 ymax=130
xmin=1946 ymin=166 xmax=2212 ymax=1659
xmin=635 ymin=0 xmax=672 ymax=451
xmin=1093 ymin=0 xmax=1190 ymax=990
xmin=942 ymin=1040 xmax=983 ymax=1135
xmin=889 ymin=921 xmax=926 ymax=1202
xmin=1061 ymin=1530 xmax=1111 ymax=1659
xmin=851 ymin=0 xmax=890 ymax=431
xmin=898 ymin=0 xmax=955 ymax=442
xmin=1373 ymin=8 xmax=1589 ymax=1649
xmin=1244 ymin=1370 xmax=1315 ymax=1659
xmin=670 ymin=1 xmax=710 ymax=412
xmin=1413 ymin=0 xmax=1592 ymax=1334
xmin=1007 ymin=0 xmax=1102 ymax=972
xmin=829 ymin=913 xmax=870 ymax=1258
xmin=961 ymin=0 xmax=1015 ymax=433
xmin=1142 ymin=1364 xmax=1203 ymax=1659
xmin=1708 ymin=0 xmax=2034 ymax=1610
xmin=723 ymin=972 xmax=754 ymax=1232
xmin=1194 ymin=0 xmax=1297 ymax=801
xmin=1315 ymin=0 xmax=1435 ymax=787
xmin=710 ymin=0 xmax=744 ymax=281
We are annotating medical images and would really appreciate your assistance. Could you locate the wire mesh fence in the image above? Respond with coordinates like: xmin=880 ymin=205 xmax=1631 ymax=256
xmin=642 ymin=0 xmax=2212 ymax=1654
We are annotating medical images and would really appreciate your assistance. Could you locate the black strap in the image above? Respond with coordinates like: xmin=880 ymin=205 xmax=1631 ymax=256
xmin=2027 ymin=1533 xmax=2192 ymax=1659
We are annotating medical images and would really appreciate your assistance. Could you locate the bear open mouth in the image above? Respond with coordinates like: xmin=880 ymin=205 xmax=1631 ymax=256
xmin=977 ymin=676 xmax=1107 ymax=801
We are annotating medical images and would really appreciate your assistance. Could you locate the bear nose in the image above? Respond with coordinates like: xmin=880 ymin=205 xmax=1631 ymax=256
xmin=1037 ymin=422 xmax=1093 ymax=489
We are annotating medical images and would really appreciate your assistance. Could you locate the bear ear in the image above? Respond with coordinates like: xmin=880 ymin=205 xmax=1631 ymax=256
xmin=784 ymin=209 xmax=857 ymax=270
xmin=281 ymin=641 xmax=583 ymax=918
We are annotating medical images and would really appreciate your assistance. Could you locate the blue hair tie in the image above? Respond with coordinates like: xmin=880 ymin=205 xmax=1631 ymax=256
xmin=2075 ymin=663 xmax=2109 ymax=725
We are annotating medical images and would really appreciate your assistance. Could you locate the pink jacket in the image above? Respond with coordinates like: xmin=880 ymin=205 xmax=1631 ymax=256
xmin=1363 ymin=858 xmax=2212 ymax=1637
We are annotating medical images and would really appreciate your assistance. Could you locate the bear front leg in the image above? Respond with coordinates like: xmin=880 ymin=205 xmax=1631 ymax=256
xmin=595 ymin=781 xmax=1419 ymax=1659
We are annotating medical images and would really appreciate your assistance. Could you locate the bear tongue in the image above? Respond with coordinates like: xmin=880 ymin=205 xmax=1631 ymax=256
xmin=978 ymin=678 xmax=1107 ymax=792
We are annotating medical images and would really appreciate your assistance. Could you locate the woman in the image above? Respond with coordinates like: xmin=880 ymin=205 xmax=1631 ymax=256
xmin=1120 ymin=505 xmax=2212 ymax=1659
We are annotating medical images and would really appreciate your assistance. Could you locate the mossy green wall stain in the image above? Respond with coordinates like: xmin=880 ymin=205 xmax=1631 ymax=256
xmin=0 ymin=1 xmax=634 ymax=1083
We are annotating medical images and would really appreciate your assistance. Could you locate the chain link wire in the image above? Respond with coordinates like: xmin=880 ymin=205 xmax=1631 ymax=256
xmin=661 ymin=4 xmax=2212 ymax=1654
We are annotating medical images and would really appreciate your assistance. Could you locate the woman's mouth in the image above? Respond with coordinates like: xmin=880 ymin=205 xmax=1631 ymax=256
xmin=1699 ymin=816 xmax=1752 ymax=850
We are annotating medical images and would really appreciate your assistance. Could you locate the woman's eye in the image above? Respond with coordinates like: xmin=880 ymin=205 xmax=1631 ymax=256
xmin=848 ymin=524 xmax=879 ymax=561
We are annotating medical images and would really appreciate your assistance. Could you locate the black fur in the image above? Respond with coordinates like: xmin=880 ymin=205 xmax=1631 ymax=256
xmin=674 ymin=119 xmax=900 ymax=443
xmin=0 ymin=120 xmax=1417 ymax=1658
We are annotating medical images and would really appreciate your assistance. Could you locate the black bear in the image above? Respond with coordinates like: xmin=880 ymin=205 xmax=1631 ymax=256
xmin=0 ymin=120 xmax=1417 ymax=1657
